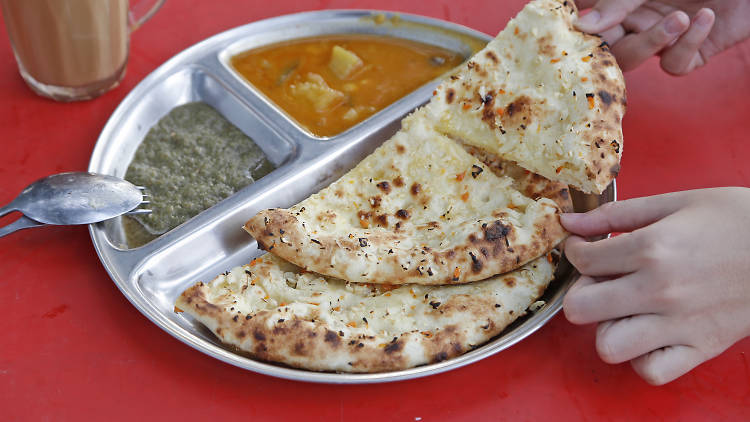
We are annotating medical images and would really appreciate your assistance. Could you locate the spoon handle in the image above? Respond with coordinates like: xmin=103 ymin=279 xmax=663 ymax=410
xmin=0 ymin=215 xmax=47 ymax=238
xmin=0 ymin=203 xmax=16 ymax=218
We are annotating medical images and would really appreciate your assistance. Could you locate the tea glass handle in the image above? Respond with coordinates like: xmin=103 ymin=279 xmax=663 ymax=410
xmin=128 ymin=0 xmax=166 ymax=32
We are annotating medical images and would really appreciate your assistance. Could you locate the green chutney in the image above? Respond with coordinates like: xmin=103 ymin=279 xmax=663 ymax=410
xmin=124 ymin=102 xmax=275 ymax=248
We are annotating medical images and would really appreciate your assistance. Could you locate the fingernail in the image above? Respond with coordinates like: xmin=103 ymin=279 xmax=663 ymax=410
xmin=694 ymin=9 xmax=713 ymax=27
xmin=560 ymin=213 xmax=582 ymax=227
xmin=664 ymin=13 xmax=688 ymax=35
xmin=576 ymin=10 xmax=600 ymax=30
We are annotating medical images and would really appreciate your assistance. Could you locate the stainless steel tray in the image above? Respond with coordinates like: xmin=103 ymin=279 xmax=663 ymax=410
xmin=88 ymin=10 xmax=615 ymax=384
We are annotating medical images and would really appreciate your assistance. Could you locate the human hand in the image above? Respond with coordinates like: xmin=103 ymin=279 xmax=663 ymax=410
xmin=561 ymin=188 xmax=750 ymax=385
xmin=575 ymin=0 xmax=750 ymax=74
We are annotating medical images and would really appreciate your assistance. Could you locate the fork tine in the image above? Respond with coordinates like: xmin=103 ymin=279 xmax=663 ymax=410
xmin=125 ymin=208 xmax=152 ymax=216
xmin=126 ymin=186 xmax=152 ymax=216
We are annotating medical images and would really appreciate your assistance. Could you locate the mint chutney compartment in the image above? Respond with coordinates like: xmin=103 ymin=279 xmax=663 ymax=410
xmin=122 ymin=102 xmax=273 ymax=247
xmin=99 ymin=67 xmax=295 ymax=249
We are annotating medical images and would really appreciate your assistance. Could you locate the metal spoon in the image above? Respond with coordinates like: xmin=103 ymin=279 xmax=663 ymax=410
xmin=0 ymin=172 xmax=151 ymax=238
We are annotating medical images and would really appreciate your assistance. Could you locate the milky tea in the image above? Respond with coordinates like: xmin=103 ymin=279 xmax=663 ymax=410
xmin=1 ymin=0 xmax=161 ymax=101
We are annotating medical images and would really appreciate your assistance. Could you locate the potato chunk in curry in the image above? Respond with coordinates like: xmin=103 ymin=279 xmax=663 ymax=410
xmin=328 ymin=45 xmax=363 ymax=80
xmin=290 ymin=73 xmax=345 ymax=113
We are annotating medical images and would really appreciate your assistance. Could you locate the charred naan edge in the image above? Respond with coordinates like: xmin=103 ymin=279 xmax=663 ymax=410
xmin=457 ymin=140 xmax=574 ymax=213
xmin=245 ymin=110 xmax=567 ymax=285
xmin=426 ymin=0 xmax=625 ymax=194
xmin=175 ymin=252 xmax=556 ymax=373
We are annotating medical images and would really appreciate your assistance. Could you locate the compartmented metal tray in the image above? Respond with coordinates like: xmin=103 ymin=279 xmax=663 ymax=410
xmin=88 ymin=10 xmax=614 ymax=383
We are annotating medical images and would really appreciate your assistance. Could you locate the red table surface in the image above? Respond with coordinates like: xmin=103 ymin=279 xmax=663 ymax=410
xmin=1 ymin=0 xmax=749 ymax=420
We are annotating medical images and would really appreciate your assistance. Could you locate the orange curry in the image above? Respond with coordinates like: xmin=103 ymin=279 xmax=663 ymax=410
xmin=231 ymin=35 xmax=465 ymax=137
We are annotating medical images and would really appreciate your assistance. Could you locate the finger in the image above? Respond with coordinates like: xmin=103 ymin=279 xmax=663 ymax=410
xmin=560 ymin=192 xmax=688 ymax=237
xmin=595 ymin=314 xmax=683 ymax=363
xmin=621 ymin=5 xmax=664 ymax=33
xmin=611 ymin=11 xmax=690 ymax=72
xmin=659 ymin=8 xmax=715 ymax=75
xmin=565 ymin=271 xmax=596 ymax=294
xmin=575 ymin=0 xmax=648 ymax=34
xmin=564 ymin=232 xmax=643 ymax=276
xmin=599 ymin=24 xmax=626 ymax=46
xmin=563 ymin=273 xmax=651 ymax=324
xmin=563 ymin=274 xmax=596 ymax=323
xmin=630 ymin=345 xmax=705 ymax=385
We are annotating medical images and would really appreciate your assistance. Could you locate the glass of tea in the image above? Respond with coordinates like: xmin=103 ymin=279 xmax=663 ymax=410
xmin=0 ymin=0 xmax=165 ymax=102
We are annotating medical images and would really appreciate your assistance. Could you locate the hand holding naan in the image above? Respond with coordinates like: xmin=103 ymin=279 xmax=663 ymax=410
xmin=561 ymin=188 xmax=750 ymax=384
xmin=574 ymin=0 xmax=750 ymax=74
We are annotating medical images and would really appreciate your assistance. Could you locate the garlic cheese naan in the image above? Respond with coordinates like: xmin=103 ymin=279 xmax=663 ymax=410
xmin=246 ymin=109 xmax=567 ymax=285
xmin=427 ymin=0 xmax=625 ymax=194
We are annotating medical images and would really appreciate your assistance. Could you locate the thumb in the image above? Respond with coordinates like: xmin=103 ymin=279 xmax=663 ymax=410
xmin=560 ymin=192 xmax=687 ymax=237
xmin=575 ymin=0 xmax=648 ymax=33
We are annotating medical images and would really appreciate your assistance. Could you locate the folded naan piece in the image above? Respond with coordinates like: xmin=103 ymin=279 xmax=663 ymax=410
xmin=176 ymin=252 xmax=556 ymax=373
xmin=456 ymin=139 xmax=574 ymax=213
xmin=245 ymin=109 xmax=567 ymax=285
xmin=426 ymin=0 xmax=625 ymax=194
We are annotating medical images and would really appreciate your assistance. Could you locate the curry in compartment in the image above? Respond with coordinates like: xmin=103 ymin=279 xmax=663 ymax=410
xmin=230 ymin=35 xmax=465 ymax=137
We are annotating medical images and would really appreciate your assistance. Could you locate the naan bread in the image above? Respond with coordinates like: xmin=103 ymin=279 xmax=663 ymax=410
xmin=426 ymin=0 xmax=625 ymax=194
xmin=245 ymin=109 xmax=567 ymax=285
xmin=176 ymin=252 xmax=556 ymax=373
xmin=456 ymin=139 xmax=574 ymax=213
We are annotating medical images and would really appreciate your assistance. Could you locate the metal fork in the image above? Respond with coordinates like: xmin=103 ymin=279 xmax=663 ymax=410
xmin=0 ymin=172 xmax=152 ymax=238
